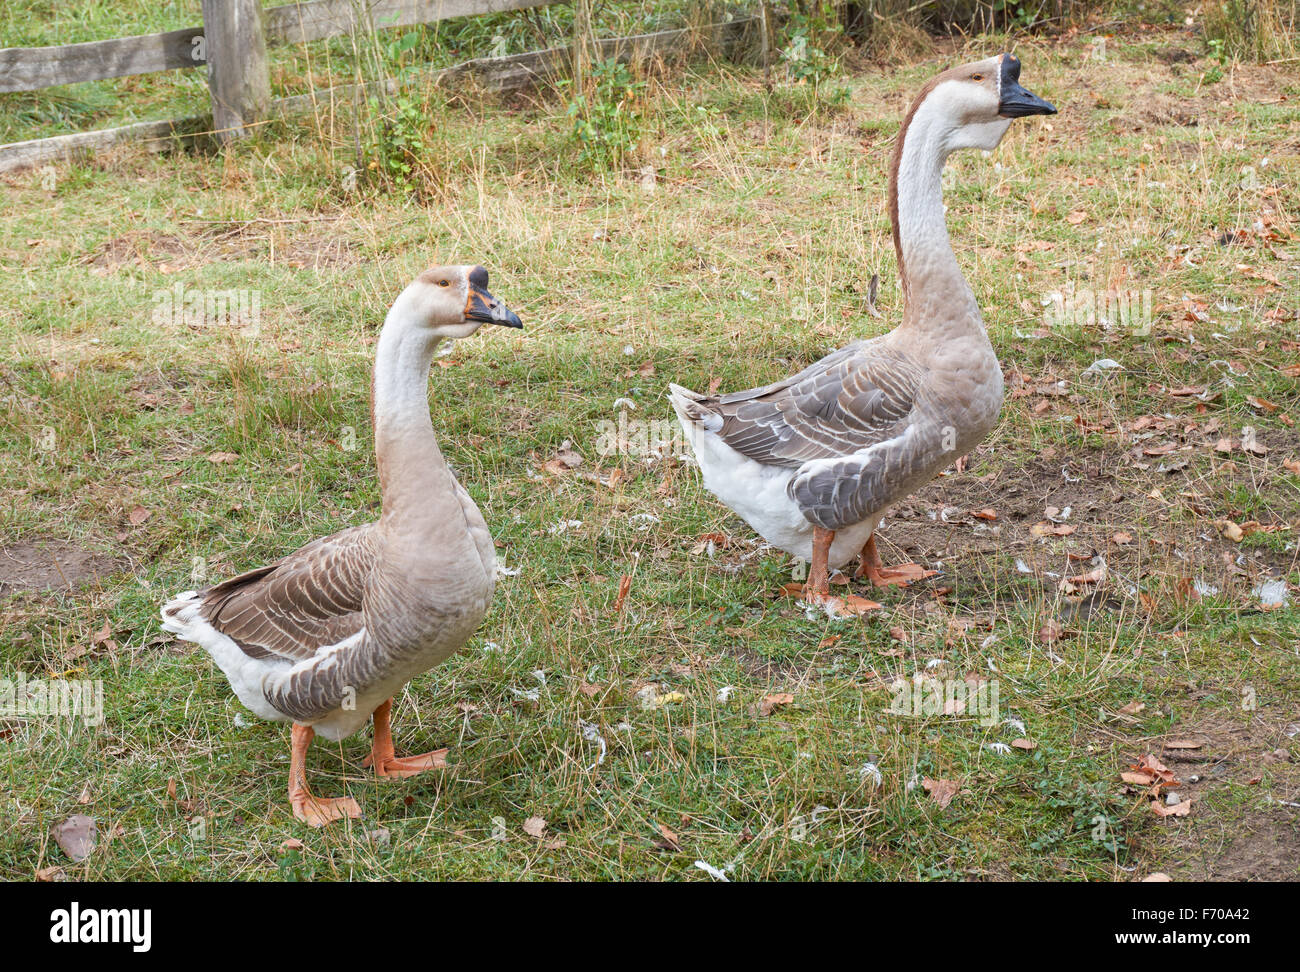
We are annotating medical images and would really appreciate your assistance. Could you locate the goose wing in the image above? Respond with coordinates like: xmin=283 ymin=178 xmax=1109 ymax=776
xmin=198 ymin=524 xmax=378 ymax=662
xmin=702 ymin=341 xmax=926 ymax=466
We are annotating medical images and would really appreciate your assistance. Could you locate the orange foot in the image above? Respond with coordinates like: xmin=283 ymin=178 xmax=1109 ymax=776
xmin=857 ymin=561 xmax=937 ymax=588
xmin=363 ymin=748 xmax=449 ymax=779
xmin=291 ymin=791 xmax=362 ymax=828
xmin=856 ymin=535 xmax=937 ymax=588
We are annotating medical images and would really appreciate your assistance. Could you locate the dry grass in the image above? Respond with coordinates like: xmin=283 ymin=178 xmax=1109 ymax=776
xmin=0 ymin=18 xmax=1297 ymax=881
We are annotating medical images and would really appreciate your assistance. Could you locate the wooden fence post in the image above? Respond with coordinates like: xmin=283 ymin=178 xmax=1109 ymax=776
xmin=201 ymin=0 xmax=271 ymax=141
xmin=572 ymin=0 xmax=593 ymax=92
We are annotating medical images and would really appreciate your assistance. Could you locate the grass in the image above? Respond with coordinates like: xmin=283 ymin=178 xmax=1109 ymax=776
xmin=1 ymin=13 xmax=1298 ymax=881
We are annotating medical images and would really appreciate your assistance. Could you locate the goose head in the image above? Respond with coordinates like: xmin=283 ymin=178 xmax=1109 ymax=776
xmin=913 ymin=53 xmax=1057 ymax=154
xmin=403 ymin=264 xmax=523 ymax=340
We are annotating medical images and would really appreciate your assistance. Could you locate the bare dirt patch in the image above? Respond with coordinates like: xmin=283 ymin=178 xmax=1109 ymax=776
xmin=0 ymin=542 xmax=121 ymax=595
xmin=1144 ymin=710 xmax=1300 ymax=880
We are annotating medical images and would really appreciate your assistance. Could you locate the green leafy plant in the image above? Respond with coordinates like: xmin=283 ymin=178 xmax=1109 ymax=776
xmin=363 ymin=91 xmax=429 ymax=197
xmin=563 ymin=57 xmax=646 ymax=171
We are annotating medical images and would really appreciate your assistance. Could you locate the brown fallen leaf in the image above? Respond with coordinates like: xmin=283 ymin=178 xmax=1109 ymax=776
xmin=655 ymin=823 xmax=682 ymax=852
xmin=1065 ymin=210 xmax=1089 ymax=225
xmin=281 ymin=837 xmax=304 ymax=850
xmin=922 ymin=777 xmax=961 ymax=809
xmin=1030 ymin=521 xmax=1076 ymax=537
xmin=35 ymin=866 xmax=67 ymax=882
xmin=1152 ymin=796 xmax=1193 ymax=818
xmin=1039 ymin=619 xmax=1065 ymax=644
xmin=970 ymin=508 xmax=998 ymax=521
xmin=1119 ymin=700 xmax=1146 ymax=716
xmin=1011 ymin=738 xmax=1037 ymax=750
xmin=207 ymin=451 xmax=238 ymax=464
xmin=541 ymin=439 xmax=584 ymax=476
xmin=1111 ymin=531 xmax=1133 ymax=545
xmin=51 ymin=814 xmax=97 ymax=862
xmin=613 ymin=574 xmax=632 ymax=614
xmin=1122 ymin=770 xmax=1157 ymax=785
xmin=1283 ymin=458 xmax=1300 ymax=475
xmin=759 ymin=693 xmax=794 ymax=717
xmin=127 ymin=505 xmax=151 ymax=526
xmin=1164 ymin=739 xmax=1204 ymax=750
xmin=522 ymin=816 xmax=547 ymax=838
xmin=1131 ymin=753 xmax=1178 ymax=784
xmin=1214 ymin=519 xmax=1245 ymax=542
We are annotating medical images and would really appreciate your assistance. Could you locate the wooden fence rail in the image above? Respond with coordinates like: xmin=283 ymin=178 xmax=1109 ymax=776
xmin=0 ymin=16 xmax=760 ymax=174
xmin=0 ymin=0 xmax=551 ymax=94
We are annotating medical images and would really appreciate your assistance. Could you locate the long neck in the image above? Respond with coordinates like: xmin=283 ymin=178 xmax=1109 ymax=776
xmin=370 ymin=293 xmax=454 ymax=526
xmin=888 ymin=97 xmax=980 ymax=335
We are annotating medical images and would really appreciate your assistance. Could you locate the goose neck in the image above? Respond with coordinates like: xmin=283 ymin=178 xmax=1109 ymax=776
xmin=889 ymin=99 xmax=981 ymax=336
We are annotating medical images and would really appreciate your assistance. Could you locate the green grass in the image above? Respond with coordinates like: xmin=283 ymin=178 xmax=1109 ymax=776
xmin=1 ymin=17 xmax=1298 ymax=881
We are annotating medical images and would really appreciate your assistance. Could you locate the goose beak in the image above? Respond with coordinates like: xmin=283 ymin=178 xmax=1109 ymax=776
xmin=998 ymin=81 xmax=1057 ymax=118
xmin=995 ymin=53 xmax=1056 ymax=118
xmin=466 ymin=285 xmax=523 ymax=328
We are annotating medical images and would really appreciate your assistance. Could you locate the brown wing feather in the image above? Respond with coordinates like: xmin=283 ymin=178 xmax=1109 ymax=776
xmin=199 ymin=524 xmax=377 ymax=662
xmin=704 ymin=342 xmax=925 ymax=466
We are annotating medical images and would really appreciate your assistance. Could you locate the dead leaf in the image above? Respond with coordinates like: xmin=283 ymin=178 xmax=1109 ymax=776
xmin=970 ymin=508 xmax=998 ymax=521
xmin=1011 ymin=738 xmax=1037 ymax=750
xmin=280 ymin=838 xmax=304 ymax=850
xmin=522 ymin=816 xmax=547 ymax=838
xmin=1111 ymin=531 xmax=1133 ymax=545
xmin=1039 ymin=619 xmax=1065 ymax=644
xmin=1119 ymin=700 xmax=1146 ymax=716
xmin=127 ymin=505 xmax=151 ymax=526
xmin=51 ymin=814 xmax=97 ymax=862
xmin=207 ymin=451 xmax=238 ymax=464
xmin=1164 ymin=739 xmax=1204 ymax=750
xmin=1214 ymin=519 xmax=1245 ymax=542
xmin=1152 ymin=796 xmax=1193 ymax=817
xmin=1065 ymin=210 xmax=1089 ymax=225
xmin=759 ymin=693 xmax=794 ymax=717
xmin=613 ymin=574 xmax=632 ymax=614
xmin=922 ymin=777 xmax=960 ymax=809
xmin=35 ymin=866 xmax=67 ymax=882
xmin=1131 ymin=753 xmax=1178 ymax=784
xmin=1030 ymin=521 xmax=1076 ymax=537
xmin=655 ymin=823 xmax=682 ymax=852
xmin=1284 ymin=458 xmax=1300 ymax=475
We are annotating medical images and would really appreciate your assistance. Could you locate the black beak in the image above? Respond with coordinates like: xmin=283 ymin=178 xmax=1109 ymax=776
xmin=464 ymin=266 xmax=522 ymax=328
xmin=996 ymin=54 xmax=1057 ymax=118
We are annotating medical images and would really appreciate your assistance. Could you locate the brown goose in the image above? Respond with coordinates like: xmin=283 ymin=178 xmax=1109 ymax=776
xmin=670 ymin=54 xmax=1056 ymax=609
xmin=162 ymin=265 xmax=522 ymax=826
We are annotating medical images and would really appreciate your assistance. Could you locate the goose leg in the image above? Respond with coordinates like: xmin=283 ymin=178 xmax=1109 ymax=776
xmin=855 ymin=534 xmax=936 ymax=588
xmin=802 ymin=526 xmax=836 ymax=601
xmin=363 ymin=699 xmax=449 ymax=778
xmin=289 ymin=723 xmax=362 ymax=827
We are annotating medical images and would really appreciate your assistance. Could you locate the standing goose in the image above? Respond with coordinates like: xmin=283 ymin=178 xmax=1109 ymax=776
xmin=162 ymin=265 xmax=522 ymax=826
xmin=670 ymin=54 xmax=1056 ymax=606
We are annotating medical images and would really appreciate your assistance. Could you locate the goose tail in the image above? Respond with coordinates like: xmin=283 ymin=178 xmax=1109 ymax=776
xmin=668 ymin=383 xmax=722 ymax=433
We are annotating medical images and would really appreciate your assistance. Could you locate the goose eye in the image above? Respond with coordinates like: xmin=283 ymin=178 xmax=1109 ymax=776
xmin=972 ymin=74 xmax=984 ymax=82
xmin=438 ymin=279 xmax=450 ymax=287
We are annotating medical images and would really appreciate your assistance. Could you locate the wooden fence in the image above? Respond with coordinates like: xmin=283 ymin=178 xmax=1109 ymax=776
xmin=0 ymin=0 xmax=761 ymax=173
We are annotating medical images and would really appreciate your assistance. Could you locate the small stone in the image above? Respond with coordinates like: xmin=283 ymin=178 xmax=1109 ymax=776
xmin=1165 ymin=792 xmax=1182 ymax=806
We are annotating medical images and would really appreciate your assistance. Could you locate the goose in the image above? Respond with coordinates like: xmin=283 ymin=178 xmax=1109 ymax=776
xmin=161 ymin=265 xmax=522 ymax=826
xmin=670 ymin=53 xmax=1055 ymax=607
